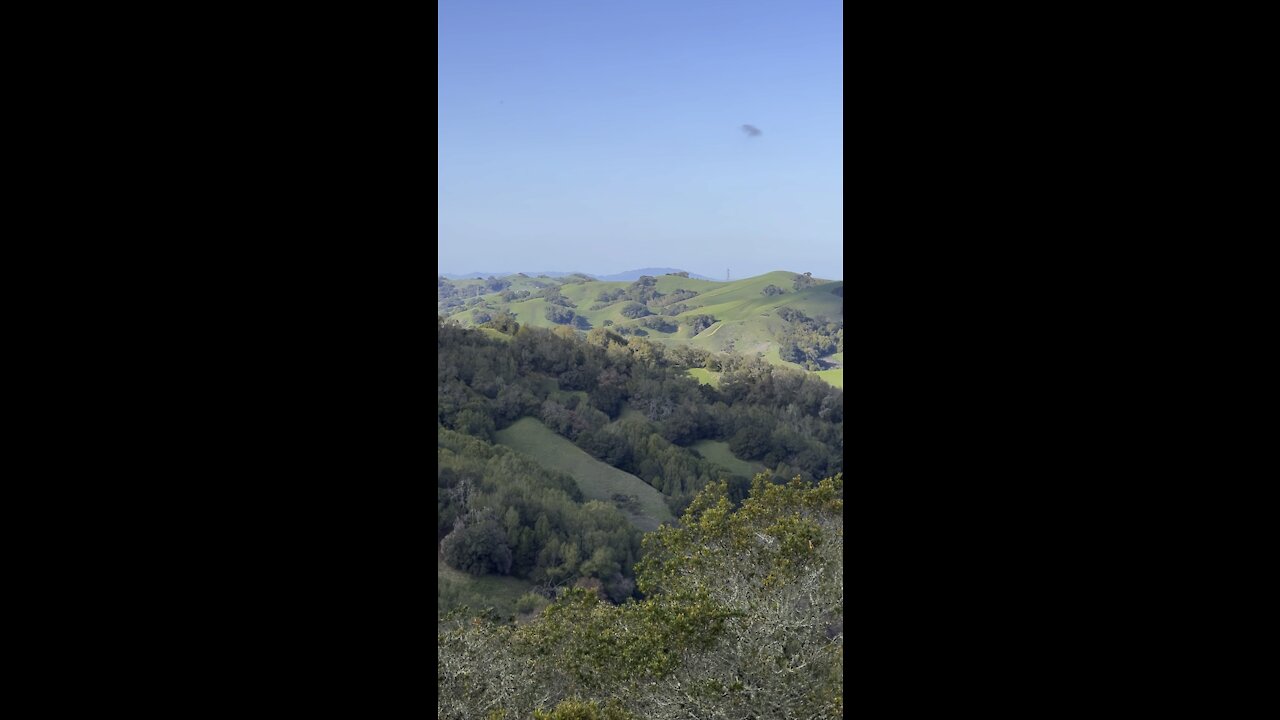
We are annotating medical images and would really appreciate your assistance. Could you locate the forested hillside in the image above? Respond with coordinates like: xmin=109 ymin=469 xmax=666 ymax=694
xmin=438 ymin=314 xmax=845 ymax=718
xmin=439 ymin=475 xmax=844 ymax=719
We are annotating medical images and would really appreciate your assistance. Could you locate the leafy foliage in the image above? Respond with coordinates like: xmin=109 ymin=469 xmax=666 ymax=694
xmin=442 ymin=508 xmax=514 ymax=576
xmin=639 ymin=316 xmax=676 ymax=333
xmin=686 ymin=314 xmax=716 ymax=334
xmin=438 ymin=474 xmax=844 ymax=719
xmin=619 ymin=302 xmax=651 ymax=319
xmin=775 ymin=308 xmax=843 ymax=370
xmin=546 ymin=305 xmax=578 ymax=325
xmin=438 ymin=425 xmax=640 ymax=592
xmin=792 ymin=272 xmax=819 ymax=291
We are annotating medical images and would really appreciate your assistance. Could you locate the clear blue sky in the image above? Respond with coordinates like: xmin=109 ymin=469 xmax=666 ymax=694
xmin=439 ymin=0 xmax=842 ymax=280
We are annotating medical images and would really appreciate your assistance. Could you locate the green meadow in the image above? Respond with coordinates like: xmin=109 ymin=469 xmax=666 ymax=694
xmin=690 ymin=439 xmax=765 ymax=480
xmin=495 ymin=417 xmax=676 ymax=533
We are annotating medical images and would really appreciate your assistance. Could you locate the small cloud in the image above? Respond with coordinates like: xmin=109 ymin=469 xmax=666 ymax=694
xmin=741 ymin=124 xmax=762 ymax=137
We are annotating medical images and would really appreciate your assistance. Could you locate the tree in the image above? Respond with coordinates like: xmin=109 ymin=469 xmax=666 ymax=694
xmin=483 ymin=311 xmax=520 ymax=335
xmin=761 ymin=284 xmax=784 ymax=296
xmin=546 ymin=306 xmax=577 ymax=325
xmin=792 ymin=272 xmax=818 ymax=291
xmin=442 ymin=510 xmax=514 ymax=576
xmin=639 ymin=316 xmax=675 ymax=333
xmin=454 ymin=408 xmax=495 ymax=441
xmin=437 ymin=474 xmax=844 ymax=719
xmin=686 ymin=314 xmax=716 ymax=334
xmin=619 ymin=302 xmax=650 ymax=319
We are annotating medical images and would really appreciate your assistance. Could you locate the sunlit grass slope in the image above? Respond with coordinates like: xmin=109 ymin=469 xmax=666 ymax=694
xmin=495 ymin=417 xmax=676 ymax=533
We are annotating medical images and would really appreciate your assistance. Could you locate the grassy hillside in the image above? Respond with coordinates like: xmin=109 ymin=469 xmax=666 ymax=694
xmin=441 ymin=271 xmax=844 ymax=387
xmin=495 ymin=417 xmax=676 ymax=533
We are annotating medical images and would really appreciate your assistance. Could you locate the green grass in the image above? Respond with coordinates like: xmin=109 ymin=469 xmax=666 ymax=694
xmin=686 ymin=368 xmax=721 ymax=387
xmin=478 ymin=327 xmax=513 ymax=342
xmin=814 ymin=369 xmax=843 ymax=388
xmin=613 ymin=401 xmax=645 ymax=423
xmin=690 ymin=440 xmax=764 ymax=479
xmin=495 ymin=417 xmax=676 ymax=533
xmin=438 ymin=553 xmax=537 ymax=619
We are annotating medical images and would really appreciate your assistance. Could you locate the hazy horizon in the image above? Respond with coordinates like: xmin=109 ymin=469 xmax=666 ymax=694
xmin=437 ymin=265 xmax=840 ymax=282
xmin=439 ymin=0 xmax=842 ymax=281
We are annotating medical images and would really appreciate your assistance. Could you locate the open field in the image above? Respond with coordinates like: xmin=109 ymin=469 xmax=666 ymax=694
xmin=438 ymin=553 xmax=536 ymax=619
xmin=690 ymin=439 xmax=765 ymax=479
xmin=686 ymin=368 xmax=721 ymax=387
xmin=814 ymin=370 xmax=843 ymax=388
xmin=495 ymin=417 xmax=676 ymax=532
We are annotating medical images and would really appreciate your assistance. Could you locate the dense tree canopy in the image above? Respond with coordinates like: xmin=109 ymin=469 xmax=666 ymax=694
xmin=439 ymin=319 xmax=843 ymax=521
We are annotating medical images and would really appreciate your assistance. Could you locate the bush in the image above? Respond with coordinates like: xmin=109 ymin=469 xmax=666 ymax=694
xmin=792 ymin=272 xmax=818 ymax=291
xmin=686 ymin=315 xmax=716 ymax=334
xmin=516 ymin=592 xmax=542 ymax=615
xmin=619 ymin=302 xmax=651 ymax=319
xmin=441 ymin=511 xmax=513 ymax=576
xmin=640 ymin=316 xmax=675 ymax=333
xmin=546 ymin=306 xmax=577 ymax=325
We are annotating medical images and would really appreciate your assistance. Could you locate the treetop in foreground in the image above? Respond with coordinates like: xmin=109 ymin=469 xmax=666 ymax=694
xmin=438 ymin=472 xmax=844 ymax=719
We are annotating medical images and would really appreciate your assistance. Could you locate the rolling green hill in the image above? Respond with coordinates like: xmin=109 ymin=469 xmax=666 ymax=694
xmin=441 ymin=271 xmax=844 ymax=387
xmin=495 ymin=417 xmax=677 ymax=533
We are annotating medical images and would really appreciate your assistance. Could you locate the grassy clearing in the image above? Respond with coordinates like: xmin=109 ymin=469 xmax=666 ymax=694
xmin=495 ymin=417 xmax=676 ymax=533
xmin=613 ymin=401 xmax=645 ymax=423
xmin=815 ymin=369 xmax=843 ymax=388
xmin=438 ymin=554 xmax=537 ymax=619
xmin=686 ymin=368 xmax=721 ymax=387
xmin=690 ymin=439 xmax=764 ymax=479
xmin=478 ymin=327 xmax=513 ymax=342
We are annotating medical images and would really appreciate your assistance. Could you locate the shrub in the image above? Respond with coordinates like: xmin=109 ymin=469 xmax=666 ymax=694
xmin=619 ymin=302 xmax=651 ymax=319
xmin=546 ymin=306 xmax=577 ymax=325
xmin=516 ymin=592 xmax=542 ymax=615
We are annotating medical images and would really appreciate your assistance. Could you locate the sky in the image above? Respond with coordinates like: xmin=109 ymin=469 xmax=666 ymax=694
xmin=439 ymin=0 xmax=842 ymax=280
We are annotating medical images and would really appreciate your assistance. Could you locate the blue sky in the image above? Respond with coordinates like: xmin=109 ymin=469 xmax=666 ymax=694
xmin=439 ymin=0 xmax=842 ymax=280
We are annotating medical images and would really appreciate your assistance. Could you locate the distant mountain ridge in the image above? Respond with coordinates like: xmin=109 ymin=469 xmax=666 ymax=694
xmin=595 ymin=268 xmax=718 ymax=281
xmin=440 ymin=268 xmax=718 ymax=281
xmin=441 ymin=271 xmax=589 ymax=280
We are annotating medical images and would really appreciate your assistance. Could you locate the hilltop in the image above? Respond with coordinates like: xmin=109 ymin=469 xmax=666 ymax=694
xmin=438 ymin=270 xmax=843 ymax=387
xmin=594 ymin=268 xmax=718 ymax=282
xmin=440 ymin=267 xmax=718 ymax=281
